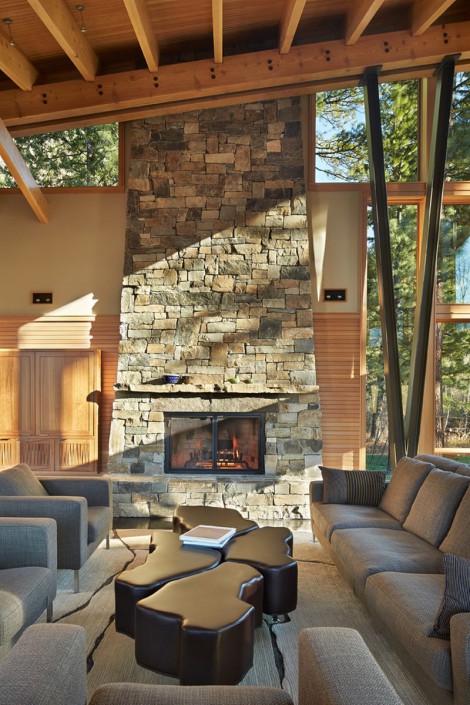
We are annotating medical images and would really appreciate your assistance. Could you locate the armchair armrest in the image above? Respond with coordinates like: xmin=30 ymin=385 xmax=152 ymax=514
xmin=310 ymin=480 xmax=324 ymax=502
xmin=89 ymin=684 xmax=293 ymax=705
xmin=39 ymin=476 xmax=112 ymax=507
xmin=0 ymin=624 xmax=86 ymax=705
xmin=450 ymin=612 xmax=470 ymax=705
xmin=0 ymin=517 xmax=57 ymax=571
xmin=0 ymin=496 xmax=88 ymax=570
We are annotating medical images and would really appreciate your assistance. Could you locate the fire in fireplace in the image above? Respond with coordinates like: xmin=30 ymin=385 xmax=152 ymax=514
xmin=164 ymin=413 xmax=265 ymax=475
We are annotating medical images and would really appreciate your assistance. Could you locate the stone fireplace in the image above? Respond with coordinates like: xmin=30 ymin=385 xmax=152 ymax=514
xmin=109 ymin=96 xmax=322 ymax=521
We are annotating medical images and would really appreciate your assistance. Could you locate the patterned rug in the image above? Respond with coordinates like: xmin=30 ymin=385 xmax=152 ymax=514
xmin=52 ymin=528 xmax=430 ymax=704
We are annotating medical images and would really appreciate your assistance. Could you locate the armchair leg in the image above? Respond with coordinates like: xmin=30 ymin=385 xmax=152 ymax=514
xmin=46 ymin=600 xmax=53 ymax=622
xmin=106 ymin=533 xmax=110 ymax=549
xmin=74 ymin=570 xmax=80 ymax=594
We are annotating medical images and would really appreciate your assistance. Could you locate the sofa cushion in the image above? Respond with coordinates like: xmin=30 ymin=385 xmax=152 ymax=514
xmin=440 ymin=485 xmax=470 ymax=559
xmin=364 ymin=571 xmax=452 ymax=691
xmin=311 ymin=502 xmax=402 ymax=542
xmin=429 ymin=553 xmax=470 ymax=640
xmin=331 ymin=528 xmax=444 ymax=596
xmin=0 ymin=464 xmax=48 ymax=497
xmin=403 ymin=469 xmax=469 ymax=546
xmin=0 ymin=566 xmax=55 ymax=651
xmin=378 ymin=456 xmax=434 ymax=523
xmin=416 ymin=453 xmax=470 ymax=477
xmin=320 ymin=467 xmax=386 ymax=506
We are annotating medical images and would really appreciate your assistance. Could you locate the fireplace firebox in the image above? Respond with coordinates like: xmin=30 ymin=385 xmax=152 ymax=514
xmin=164 ymin=413 xmax=265 ymax=475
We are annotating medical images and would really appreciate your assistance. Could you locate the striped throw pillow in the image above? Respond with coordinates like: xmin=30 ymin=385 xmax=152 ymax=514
xmin=320 ymin=467 xmax=387 ymax=506
xmin=429 ymin=553 xmax=470 ymax=640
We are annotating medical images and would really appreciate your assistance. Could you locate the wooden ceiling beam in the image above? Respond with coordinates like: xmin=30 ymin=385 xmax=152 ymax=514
xmin=345 ymin=0 xmax=387 ymax=45
xmin=0 ymin=20 xmax=469 ymax=131
xmin=26 ymin=0 xmax=99 ymax=81
xmin=279 ymin=0 xmax=307 ymax=55
xmin=123 ymin=0 xmax=159 ymax=72
xmin=412 ymin=0 xmax=458 ymax=37
xmin=212 ymin=0 xmax=223 ymax=64
xmin=0 ymin=31 xmax=38 ymax=91
xmin=0 ymin=119 xmax=48 ymax=223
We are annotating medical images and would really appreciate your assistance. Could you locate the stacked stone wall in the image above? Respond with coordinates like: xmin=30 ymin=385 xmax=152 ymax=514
xmin=109 ymin=97 xmax=322 ymax=521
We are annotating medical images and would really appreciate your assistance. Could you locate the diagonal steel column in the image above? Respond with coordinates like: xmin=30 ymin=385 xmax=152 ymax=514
xmin=363 ymin=67 xmax=406 ymax=468
xmin=405 ymin=56 xmax=457 ymax=457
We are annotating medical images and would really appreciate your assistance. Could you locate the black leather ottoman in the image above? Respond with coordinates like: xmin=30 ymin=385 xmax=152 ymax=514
xmin=223 ymin=526 xmax=297 ymax=617
xmin=172 ymin=505 xmax=258 ymax=538
xmin=115 ymin=530 xmax=221 ymax=637
xmin=134 ymin=562 xmax=264 ymax=685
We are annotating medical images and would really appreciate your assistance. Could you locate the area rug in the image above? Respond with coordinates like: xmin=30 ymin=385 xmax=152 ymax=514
xmin=52 ymin=528 xmax=430 ymax=704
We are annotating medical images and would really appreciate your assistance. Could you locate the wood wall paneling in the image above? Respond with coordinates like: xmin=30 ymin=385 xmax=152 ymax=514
xmin=0 ymin=315 xmax=120 ymax=473
xmin=313 ymin=312 xmax=364 ymax=469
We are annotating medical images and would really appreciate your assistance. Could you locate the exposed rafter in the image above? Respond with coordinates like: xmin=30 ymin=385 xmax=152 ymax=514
xmin=0 ymin=20 xmax=469 ymax=132
xmin=0 ymin=29 xmax=38 ymax=91
xmin=123 ymin=0 xmax=159 ymax=72
xmin=26 ymin=0 xmax=99 ymax=81
xmin=212 ymin=0 xmax=223 ymax=64
xmin=0 ymin=119 xmax=48 ymax=223
xmin=345 ymin=0 xmax=386 ymax=46
xmin=279 ymin=0 xmax=306 ymax=55
xmin=412 ymin=0 xmax=458 ymax=37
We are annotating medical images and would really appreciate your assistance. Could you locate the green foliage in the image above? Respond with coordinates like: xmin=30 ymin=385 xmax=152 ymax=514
xmin=315 ymin=80 xmax=419 ymax=183
xmin=446 ymin=72 xmax=470 ymax=181
xmin=438 ymin=204 xmax=470 ymax=304
xmin=0 ymin=123 xmax=119 ymax=188
xmin=436 ymin=323 xmax=470 ymax=448
xmin=366 ymin=206 xmax=417 ymax=457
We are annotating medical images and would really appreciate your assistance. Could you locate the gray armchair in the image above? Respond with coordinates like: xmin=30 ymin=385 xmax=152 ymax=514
xmin=0 ymin=516 xmax=57 ymax=658
xmin=0 ymin=623 xmax=86 ymax=705
xmin=0 ymin=464 xmax=112 ymax=592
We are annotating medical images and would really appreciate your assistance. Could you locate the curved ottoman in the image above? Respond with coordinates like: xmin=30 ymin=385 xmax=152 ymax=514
xmin=223 ymin=526 xmax=297 ymax=617
xmin=115 ymin=530 xmax=221 ymax=637
xmin=134 ymin=562 xmax=264 ymax=685
xmin=172 ymin=505 xmax=258 ymax=538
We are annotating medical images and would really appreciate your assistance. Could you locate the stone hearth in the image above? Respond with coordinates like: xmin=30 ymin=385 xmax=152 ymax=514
xmin=109 ymin=97 xmax=322 ymax=521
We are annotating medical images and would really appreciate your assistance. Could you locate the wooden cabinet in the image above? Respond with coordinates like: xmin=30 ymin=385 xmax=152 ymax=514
xmin=0 ymin=350 xmax=100 ymax=473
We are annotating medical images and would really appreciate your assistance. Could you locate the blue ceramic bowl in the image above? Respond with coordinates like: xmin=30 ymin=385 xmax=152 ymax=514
xmin=164 ymin=374 xmax=180 ymax=384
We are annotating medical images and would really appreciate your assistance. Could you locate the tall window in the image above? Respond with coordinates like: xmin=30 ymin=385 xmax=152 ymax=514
xmin=367 ymin=205 xmax=418 ymax=470
xmin=0 ymin=124 xmax=120 ymax=188
xmin=314 ymin=80 xmax=419 ymax=183
xmin=312 ymin=71 xmax=470 ymax=468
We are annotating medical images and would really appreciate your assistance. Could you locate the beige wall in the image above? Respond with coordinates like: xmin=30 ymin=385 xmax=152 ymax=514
xmin=308 ymin=189 xmax=364 ymax=314
xmin=0 ymin=192 xmax=126 ymax=315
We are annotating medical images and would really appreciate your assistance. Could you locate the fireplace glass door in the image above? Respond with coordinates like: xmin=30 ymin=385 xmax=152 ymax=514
xmin=165 ymin=413 xmax=264 ymax=474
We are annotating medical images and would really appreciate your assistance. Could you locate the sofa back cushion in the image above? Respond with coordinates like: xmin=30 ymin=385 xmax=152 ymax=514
xmin=320 ymin=467 xmax=387 ymax=506
xmin=416 ymin=453 xmax=470 ymax=476
xmin=378 ymin=456 xmax=434 ymax=523
xmin=0 ymin=464 xmax=48 ymax=497
xmin=403 ymin=469 xmax=470 ymax=546
xmin=439 ymin=485 xmax=470 ymax=559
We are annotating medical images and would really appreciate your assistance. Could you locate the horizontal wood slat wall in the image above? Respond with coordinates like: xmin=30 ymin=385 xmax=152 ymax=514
xmin=313 ymin=312 xmax=365 ymax=469
xmin=0 ymin=315 xmax=120 ymax=472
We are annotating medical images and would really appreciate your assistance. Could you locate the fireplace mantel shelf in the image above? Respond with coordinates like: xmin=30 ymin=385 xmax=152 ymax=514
xmin=115 ymin=383 xmax=319 ymax=395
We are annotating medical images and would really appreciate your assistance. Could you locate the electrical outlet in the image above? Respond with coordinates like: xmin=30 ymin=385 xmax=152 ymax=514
xmin=32 ymin=292 xmax=53 ymax=304
xmin=324 ymin=289 xmax=346 ymax=302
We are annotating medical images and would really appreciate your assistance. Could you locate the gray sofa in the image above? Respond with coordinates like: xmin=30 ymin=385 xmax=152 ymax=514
xmin=0 ymin=516 xmax=57 ymax=658
xmin=310 ymin=454 xmax=470 ymax=705
xmin=0 ymin=463 xmax=112 ymax=592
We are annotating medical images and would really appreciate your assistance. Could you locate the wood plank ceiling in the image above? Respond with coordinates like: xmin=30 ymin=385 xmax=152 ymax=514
xmin=0 ymin=0 xmax=469 ymax=219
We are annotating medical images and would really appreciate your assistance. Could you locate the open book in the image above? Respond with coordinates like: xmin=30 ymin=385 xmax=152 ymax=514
xmin=179 ymin=524 xmax=236 ymax=548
